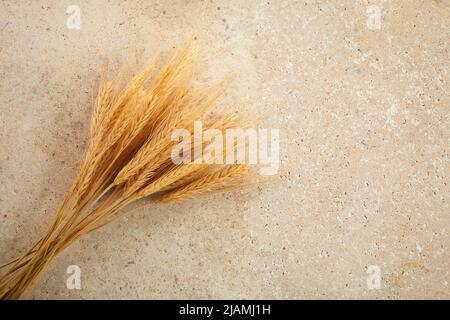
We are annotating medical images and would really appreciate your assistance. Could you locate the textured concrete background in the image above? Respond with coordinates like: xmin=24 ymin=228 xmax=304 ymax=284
xmin=0 ymin=0 xmax=449 ymax=299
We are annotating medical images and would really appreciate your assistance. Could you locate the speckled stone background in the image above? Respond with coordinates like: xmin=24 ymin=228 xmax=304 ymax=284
xmin=0 ymin=0 xmax=449 ymax=299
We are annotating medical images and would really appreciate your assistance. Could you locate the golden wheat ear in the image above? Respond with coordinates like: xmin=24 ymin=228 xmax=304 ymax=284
xmin=156 ymin=165 xmax=254 ymax=203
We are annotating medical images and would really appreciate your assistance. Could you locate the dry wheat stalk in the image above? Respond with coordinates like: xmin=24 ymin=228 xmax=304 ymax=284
xmin=0 ymin=46 xmax=255 ymax=299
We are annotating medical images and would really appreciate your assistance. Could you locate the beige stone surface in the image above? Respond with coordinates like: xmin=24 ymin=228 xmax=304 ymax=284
xmin=0 ymin=0 xmax=449 ymax=299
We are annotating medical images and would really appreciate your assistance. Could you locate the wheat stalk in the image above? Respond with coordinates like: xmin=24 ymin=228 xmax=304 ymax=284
xmin=0 ymin=46 xmax=256 ymax=299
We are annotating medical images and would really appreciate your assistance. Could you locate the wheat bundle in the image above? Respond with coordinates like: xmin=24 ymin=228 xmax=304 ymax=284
xmin=0 ymin=46 xmax=254 ymax=299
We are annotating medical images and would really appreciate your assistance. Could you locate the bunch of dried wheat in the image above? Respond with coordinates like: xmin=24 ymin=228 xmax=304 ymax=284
xmin=0 ymin=47 xmax=254 ymax=299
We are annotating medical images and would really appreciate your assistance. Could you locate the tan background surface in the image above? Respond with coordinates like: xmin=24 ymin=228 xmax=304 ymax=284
xmin=0 ymin=0 xmax=449 ymax=299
